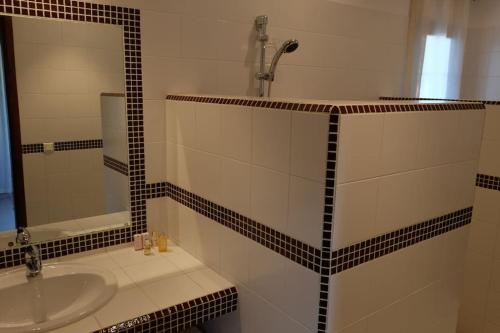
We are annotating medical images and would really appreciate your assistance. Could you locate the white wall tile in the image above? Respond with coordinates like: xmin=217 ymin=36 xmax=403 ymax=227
xmin=283 ymin=260 xmax=320 ymax=331
xmin=196 ymin=215 xmax=222 ymax=271
xmin=145 ymin=142 xmax=166 ymax=184
xmin=290 ymin=112 xmax=329 ymax=182
xmin=174 ymin=102 xmax=197 ymax=148
xmin=248 ymin=243 xmax=286 ymax=308
xmin=220 ymin=105 xmax=252 ymax=163
xmin=252 ymin=108 xmax=291 ymax=173
xmin=192 ymin=150 xmax=222 ymax=203
xmin=177 ymin=204 xmax=201 ymax=257
xmin=337 ymin=114 xmax=384 ymax=183
xmin=473 ymin=188 xmax=500 ymax=224
xmin=219 ymin=158 xmax=251 ymax=216
xmin=380 ymin=113 xmax=419 ymax=175
xmin=250 ymin=166 xmax=289 ymax=233
xmin=483 ymin=105 xmax=500 ymax=141
xmin=220 ymin=228 xmax=249 ymax=285
xmin=142 ymin=11 xmax=181 ymax=57
xmin=146 ymin=198 xmax=168 ymax=233
xmin=287 ymin=176 xmax=324 ymax=248
xmin=375 ymin=171 xmax=420 ymax=234
xmin=144 ymin=99 xmax=166 ymax=143
xmin=333 ymin=179 xmax=378 ymax=249
xmin=195 ymin=103 xmax=221 ymax=154
xmin=479 ymin=140 xmax=500 ymax=176
xmin=468 ymin=219 xmax=499 ymax=257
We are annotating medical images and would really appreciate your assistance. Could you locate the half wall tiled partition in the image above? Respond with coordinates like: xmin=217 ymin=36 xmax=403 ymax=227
xmin=462 ymin=102 xmax=500 ymax=333
xmin=161 ymin=95 xmax=485 ymax=333
xmin=381 ymin=97 xmax=500 ymax=332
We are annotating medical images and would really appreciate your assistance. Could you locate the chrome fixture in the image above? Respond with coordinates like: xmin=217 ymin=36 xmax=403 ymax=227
xmin=268 ymin=39 xmax=299 ymax=82
xmin=255 ymin=15 xmax=269 ymax=97
xmin=16 ymin=227 xmax=31 ymax=245
xmin=24 ymin=245 xmax=42 ymax=277
xmin=255 ymin=15 xmax=299 ymax=97
xmin=16 ymin=228 xmax=42 ymax=277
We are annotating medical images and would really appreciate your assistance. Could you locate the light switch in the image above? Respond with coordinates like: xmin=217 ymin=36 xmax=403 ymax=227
xmin=43 ymin=142 xmax=55 ymax=153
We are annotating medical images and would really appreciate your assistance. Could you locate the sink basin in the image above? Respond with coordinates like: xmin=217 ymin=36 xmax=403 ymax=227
xmin=0 ymin=263 xmax=117 ymax=332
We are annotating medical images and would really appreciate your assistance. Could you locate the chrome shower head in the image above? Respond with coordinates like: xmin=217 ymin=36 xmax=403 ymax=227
xmin=268 ymin=39 xmax=299 ymax=81
xmin=282 ymin=39 xmax=299 ymax=53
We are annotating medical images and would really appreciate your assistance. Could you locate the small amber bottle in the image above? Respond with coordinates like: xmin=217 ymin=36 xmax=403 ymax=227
xmin=158 ymin=233 xmax=168 ymax=253
xmin=143 ymin=235 xmax=152 ymax=255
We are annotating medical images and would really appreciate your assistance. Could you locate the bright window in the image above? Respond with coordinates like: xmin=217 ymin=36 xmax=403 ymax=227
xmin=419 ymin=35 xmax=452 ymax=99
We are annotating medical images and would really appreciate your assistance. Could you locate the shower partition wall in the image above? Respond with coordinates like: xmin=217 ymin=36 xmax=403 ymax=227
xmin=162 ymin=94 xmax=484 ymax=333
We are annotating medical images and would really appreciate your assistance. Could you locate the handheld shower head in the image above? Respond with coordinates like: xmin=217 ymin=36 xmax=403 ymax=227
xmin=282 ymin=39 xmax=299 ymax=53
xmin=268 ymin=39 xmax=299 ymax=81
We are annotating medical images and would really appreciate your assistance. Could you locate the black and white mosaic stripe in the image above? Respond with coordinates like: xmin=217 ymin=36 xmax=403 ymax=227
xmin=316 ymin=113 xmax=339 ymax=333
xmin=166 ymin=182 xmax=322 ymax=273
xmin=476 ymin=173 xmax=500 ymax=191
xmin=22 ymin=139 xmax=103 ymax=154
xmin=104 ymin=155 xmax=128 ymax=176
xmin=330 ymin=207 xmax=473 ymax=275
xmin=94 ymin=287 xmax=238 ymax=333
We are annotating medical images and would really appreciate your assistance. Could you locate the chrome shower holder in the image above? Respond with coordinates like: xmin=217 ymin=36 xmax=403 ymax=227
xmin=254 ymin=15 xmax=299 ymax=97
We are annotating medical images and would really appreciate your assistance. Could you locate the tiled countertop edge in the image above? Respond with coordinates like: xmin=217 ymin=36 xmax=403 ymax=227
xmin=93 ymin=287 xmax=238 ymax=333
xmin=380 ymin=96 xmax=500 ymax=105
xmin=166 ymin=94 xmax=485 ymax=113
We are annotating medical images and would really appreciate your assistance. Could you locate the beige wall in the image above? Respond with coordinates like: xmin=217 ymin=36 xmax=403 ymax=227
xmin=455 ymin=1 xmax=500 ymax=332
xmin=461 ymin=0 xmax=500 ymax=100
xmin=458 ymin=105 xmax=500 ymax=333
xmin=13 ymin=17 xmax=125 ymax=226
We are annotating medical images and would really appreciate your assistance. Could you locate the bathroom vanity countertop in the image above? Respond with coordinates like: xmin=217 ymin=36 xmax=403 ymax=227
xmin=35 ymin=242 xmax=237 ymax=333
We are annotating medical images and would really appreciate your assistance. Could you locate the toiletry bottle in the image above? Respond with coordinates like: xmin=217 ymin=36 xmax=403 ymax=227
xmin=143 ymin=234 xmax=152 ymax=255
xmin=133 ymin=234 xmax=143 ymax=251
xmin=151 ymin=231 xmax=158 ymax=247
xmin=144 ymin=239 xmax=152 ymax=255
xmin=158 ymin=233 xmax=168 ymax=252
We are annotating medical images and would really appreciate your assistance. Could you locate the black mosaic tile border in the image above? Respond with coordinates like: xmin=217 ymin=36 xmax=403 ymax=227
xmin=21 ymin=143 xmax=43 ymax=154
xmin=167 ymin=94 xmax=334 ymax=113
xmin=0 ymin=226 xmax=131 ymax=270
xmin=164 ymin=182 xmax=322 ymax=273
xmin=476 ymin=173 xmax=500 ymax=191
xmin=104 ymin=154 xmax=128 ymax=176
xmin=380 ymin=96 xmax=500 ymax=106
xmin=54 ymin=139 xmax=103 ymax=151
xmin=330 ymin=207 xmax=473 ymax=275
xmin=0 ymin=0 xmax=145 ymax=269
xmin=316 ymin=113 xmax=339 ymax=333
xmin=94 ymin=287 xmax=238 ymax=333
xmin=336 ymin=102 xmax=484 ymax=113
xmin=22 ymin=139 xmax=103 ymax=154
xmin=145 ymin=181 xmax=168 ymax=199
xmin=166 ymin=94 xmax=485 ymax=113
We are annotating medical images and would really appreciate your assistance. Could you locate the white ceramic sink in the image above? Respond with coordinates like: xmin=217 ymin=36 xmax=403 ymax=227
xmin=0 ymin=264 xmax=117 ymax=333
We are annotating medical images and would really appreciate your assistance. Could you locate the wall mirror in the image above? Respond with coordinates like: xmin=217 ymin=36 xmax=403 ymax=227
xmin=0 ymin=14 xmax=131 ymax=248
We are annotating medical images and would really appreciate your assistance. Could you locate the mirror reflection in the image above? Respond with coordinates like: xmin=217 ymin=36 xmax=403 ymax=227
xmin=0 ymin=16 xmax=129 ymax=247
